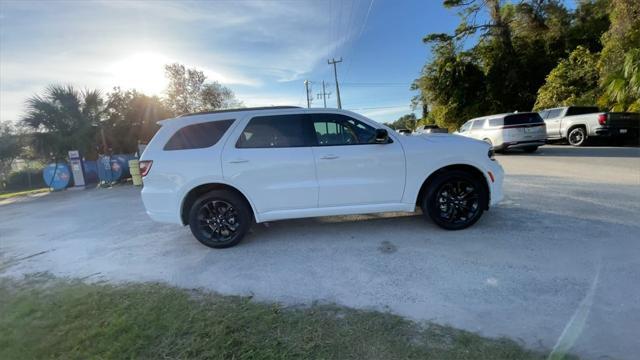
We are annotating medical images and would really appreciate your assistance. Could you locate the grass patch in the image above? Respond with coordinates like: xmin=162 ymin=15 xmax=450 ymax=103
xmin=0 ymin=276 xmax=550 ymax=360
xmin=0 ymin=188 xmax=49 ymax=200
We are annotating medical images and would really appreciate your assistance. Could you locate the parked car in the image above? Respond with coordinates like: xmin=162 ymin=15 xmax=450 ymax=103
xmin=456 ymin=112 xmax=546 ymax=153
xmin=395 ymin=128 xmax=412 ymax=135
xmin=140 ymin=106 xmax=504 ymax=248
xmin=415 ymin=124 xmax=448 ymax=134
xmin=537 ymin=106 xmax=640 ymax=146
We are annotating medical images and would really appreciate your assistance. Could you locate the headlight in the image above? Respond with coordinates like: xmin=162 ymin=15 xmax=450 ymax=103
xmin=488 ymin=149 xmax=495 ymax=160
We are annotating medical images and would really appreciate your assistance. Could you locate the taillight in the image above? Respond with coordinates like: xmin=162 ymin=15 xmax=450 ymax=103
xmin=598 ymin=114 xmax=607 ymax=125
xmin=139 ymin=160 xmax=153 ymax=177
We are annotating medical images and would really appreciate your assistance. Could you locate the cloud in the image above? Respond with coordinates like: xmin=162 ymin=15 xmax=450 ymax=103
xmin=1 ymin=0 xmax=369 ymax=121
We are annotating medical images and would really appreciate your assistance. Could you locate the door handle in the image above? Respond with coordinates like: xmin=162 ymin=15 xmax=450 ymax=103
xmin=228 ymin=159 xmax=249 ymax=164
xmin=320 ymin=154 xmax=339 ymax=160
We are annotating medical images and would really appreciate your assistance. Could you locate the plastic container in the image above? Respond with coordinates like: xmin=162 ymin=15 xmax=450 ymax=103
xmin=42 ymin=163 xmax=71 ymax=190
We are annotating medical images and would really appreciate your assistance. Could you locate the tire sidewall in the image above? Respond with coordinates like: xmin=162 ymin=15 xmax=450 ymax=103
xmin=422 ymin=170 xmax=487 ymax=230
xmin=188 ymin=190 xmax=251 ymax=249
xmin=568 ymin=127 xmax=586 ymax=146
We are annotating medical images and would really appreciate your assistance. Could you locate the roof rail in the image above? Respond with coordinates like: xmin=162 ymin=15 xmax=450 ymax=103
xmin=177 ymin=106 xmax=302 ymax=118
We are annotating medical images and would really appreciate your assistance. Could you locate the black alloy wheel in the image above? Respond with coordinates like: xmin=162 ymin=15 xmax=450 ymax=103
xmin=189 ymin=190 xmax=251 ymax=248
xmin=423 ymin=170 xmax=487 ymax=230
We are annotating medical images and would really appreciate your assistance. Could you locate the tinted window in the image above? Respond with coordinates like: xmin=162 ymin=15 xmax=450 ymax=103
xmin=459 ymin=121 xmax=472 ymax=132
xmin=311 ymin=114 xmax=378 ymax=145
xmin=236 ymin=114 xmax=310 ymax=148
xmin=566 ymin=106 xmax=599 ymax=116
xmin=538 ymin=110 xmax=549 ymax=119
xmin=546 ymin=109 xmax=563 ymax=119
xmin=164 ymin=119 xmax=234 ymax=151
xmin=504 ymin=113 xmax=544 ymax=125
xmin=471 ymin=119 xmax=485 ymax=129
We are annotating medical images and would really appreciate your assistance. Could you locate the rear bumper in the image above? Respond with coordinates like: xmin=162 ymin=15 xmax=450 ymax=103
xmin=496 ymin=140 xmax=545 ymax=150
xmin=593 ymin=126 xmax=639 ymax=137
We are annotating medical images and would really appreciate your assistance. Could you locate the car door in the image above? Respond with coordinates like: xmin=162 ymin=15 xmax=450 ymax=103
xmin=310 ymin=113 xmax=405 ymax=207
xmin=469 ymin=119 xmax=486 ymax=140
xmin=222 ymin=113 xmax=318 ymax=213
xmin=544 ymin=108 xmax=563 ymax=138
xmin=458 ymin=120 xmax=472 ymax=137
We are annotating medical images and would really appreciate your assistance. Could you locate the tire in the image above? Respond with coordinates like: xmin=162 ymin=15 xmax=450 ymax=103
xmin=567 ymin=127 xmax=587 ymax=146
xmin=522 ymin=146 xmax=538 ymax=153
xmin=421 ymin=170 xmax=488 ymax=230
xmin=188 ymin=190 xmax=251 ymax=249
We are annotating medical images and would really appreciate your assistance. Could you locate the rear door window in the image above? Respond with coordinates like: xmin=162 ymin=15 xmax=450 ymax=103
xmin=566 ymin=107 xmax=600 ymax=116
xmin=164 ymin=119 xmax=234 ymax=151
xmin=488 ymin=118 xmax=504 ymax=127
xmin=546 ymin=109 xmax=563 ymax=119
xmin=236 ymin=114 xmax=312 ymax=148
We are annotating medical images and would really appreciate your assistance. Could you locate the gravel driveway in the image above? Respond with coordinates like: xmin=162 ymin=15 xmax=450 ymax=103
xmin=1 ymin=145 xmax=639 ymax=359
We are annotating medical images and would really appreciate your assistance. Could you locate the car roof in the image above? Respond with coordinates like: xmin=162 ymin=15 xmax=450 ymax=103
xmin=177 ymin=106 xmax=301 ymax=118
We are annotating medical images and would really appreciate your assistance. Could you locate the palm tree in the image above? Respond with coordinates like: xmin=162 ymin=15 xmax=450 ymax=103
xmin=21 ymin=85 xmax=106 ymax=161
xmin=600 ymin=49 xmax=640 ymax=112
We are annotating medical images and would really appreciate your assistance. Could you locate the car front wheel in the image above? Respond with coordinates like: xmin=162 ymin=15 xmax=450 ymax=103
xmin=422 ymin=170 xmax=488 ymax=230
xmin=188 ymin=190 xmax=251 ymax=248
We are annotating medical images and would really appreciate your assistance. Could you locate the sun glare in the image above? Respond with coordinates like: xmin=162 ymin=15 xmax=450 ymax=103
xmin=109 ymin=52 xmax=170 ymax=95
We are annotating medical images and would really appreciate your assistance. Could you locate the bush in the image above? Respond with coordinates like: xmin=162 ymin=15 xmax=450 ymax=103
xmin=1 ymin=168 xmax=46 ymax=192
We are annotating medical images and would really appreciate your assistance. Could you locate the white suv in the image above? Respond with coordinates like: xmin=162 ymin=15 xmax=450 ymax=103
xmin=140 ymin=107 xmax=504 ymax=248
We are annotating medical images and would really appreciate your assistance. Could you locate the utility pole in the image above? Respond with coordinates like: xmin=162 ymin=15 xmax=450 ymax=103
xmin=327 ymin=57 xmax=343 ymax=109
xmin=316 ymin=80 xmax=331 ymax=108
xmin=304 ymin=80 xmax=311 ymax=108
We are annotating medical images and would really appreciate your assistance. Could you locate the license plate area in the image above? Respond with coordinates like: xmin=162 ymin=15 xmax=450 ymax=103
xmin=620 ymin=129 xmax=628 ymax=134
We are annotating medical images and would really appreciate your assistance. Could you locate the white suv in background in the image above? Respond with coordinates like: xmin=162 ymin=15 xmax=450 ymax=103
xmin=457 ymin=112 xmax=547 ymax=153
xmin=140 ymin=107 xmax=504 ymax=248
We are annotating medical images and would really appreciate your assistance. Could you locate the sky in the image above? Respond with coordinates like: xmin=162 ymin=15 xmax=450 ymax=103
xmin=0 ymin=0 xmax=464 ymax=124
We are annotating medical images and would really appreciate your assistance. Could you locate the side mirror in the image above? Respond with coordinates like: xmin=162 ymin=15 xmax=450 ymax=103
xmin=375 ymin=129 xmax=389 ymax=143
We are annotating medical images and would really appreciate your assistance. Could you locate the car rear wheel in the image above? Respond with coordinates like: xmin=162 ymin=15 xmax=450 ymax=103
xmin=421 ymin=170 xmax=487 ymax=230
xmin=188 ymin=190 xmax=251 ymax=249
xmin=568 ymin=127 xmax=587 ymax=146
xmin=522 ymin=146 xmax=538 ymax=153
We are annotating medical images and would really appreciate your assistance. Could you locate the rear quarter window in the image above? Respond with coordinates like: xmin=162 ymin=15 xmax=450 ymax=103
xmin=164 ymin=119 xmax=234 ymax=151
xmin=504 ymin=113 xmax=544 ymax=126
xmin=566 ymin=107 xmax=600 ymax=116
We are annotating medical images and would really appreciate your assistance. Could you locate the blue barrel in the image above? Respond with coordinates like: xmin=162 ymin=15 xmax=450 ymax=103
xmin=112 ymin=154 xmax=137 ymax=178
xmin=97 ymin=156 xmax=123 ymax=182
xmin=83 ymin=160 xmax=98 ymax=184
xmin=42 ymin=163 xmax=71 ymax=190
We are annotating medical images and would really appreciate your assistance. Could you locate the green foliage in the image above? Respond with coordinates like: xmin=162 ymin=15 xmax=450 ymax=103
xmin=534 ymin=46 xmax=600 ymax=110
xmin=413 ymin=40 xmax=487 ymax=130
xmin=164 ymin=63 xmax=243 ymax=116
xmin=0 ymin=121 xmax=23 ymax=178
xmin=105 ymin=88 xmax=172 ymax=153
xmin=387 ymin=113 xmax=417 ymax=130
xmin=21 ymin=85 xmax=104 ymax=160
xmin=415 ymin=0 xmax=617 ymax=128
xmin=598 ymin=0 xmax=640 ymax=111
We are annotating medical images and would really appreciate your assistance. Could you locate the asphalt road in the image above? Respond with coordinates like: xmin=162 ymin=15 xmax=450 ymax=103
xmin=1 ymin=145 xmax=639 ymax=359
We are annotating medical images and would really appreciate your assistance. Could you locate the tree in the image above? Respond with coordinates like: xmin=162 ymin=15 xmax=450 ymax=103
xmin=387 ymin=114 xmax=418 ymax=130
xmin=0 ymin=121 xmax=23 ymax=179
xmin=164 ymin=63 xmax=242 ymax=116
xmin=412 ymin=39 xmax=487 ymax=130
xmin=21 ymin=85 xmax=104 ymax=160
xmin=105 ymin=88 xmax=172 ymax=152
xmin=598 ymin=0 xmax=640 ymax=111
xmin=534 ymin=46 xmax=600 ymax=110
